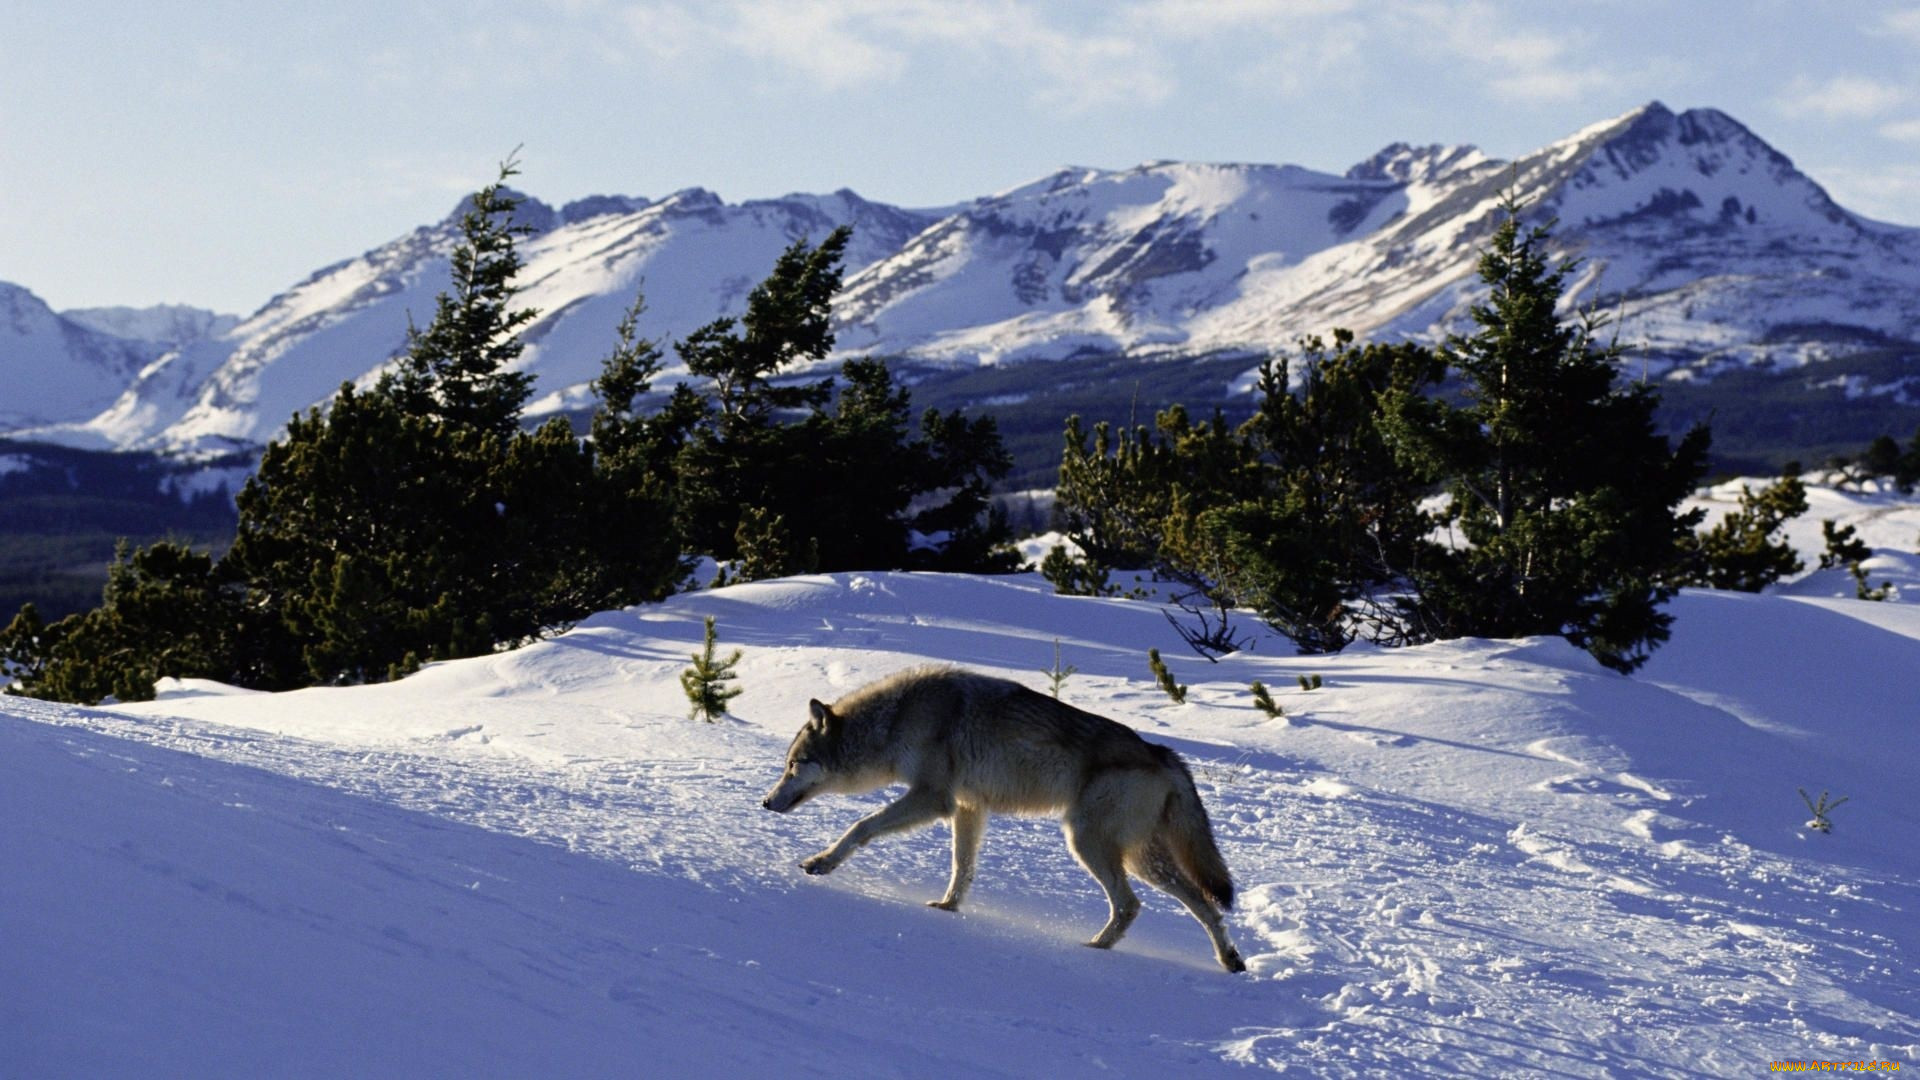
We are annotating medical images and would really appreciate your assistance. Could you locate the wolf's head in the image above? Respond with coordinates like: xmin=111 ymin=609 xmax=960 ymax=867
xmin=762 ymin=698 xmax=840 ymax=813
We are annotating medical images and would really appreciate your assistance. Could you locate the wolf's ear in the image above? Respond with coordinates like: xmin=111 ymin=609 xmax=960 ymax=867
xmin=808 ymin=699 xmax=837 ymax=730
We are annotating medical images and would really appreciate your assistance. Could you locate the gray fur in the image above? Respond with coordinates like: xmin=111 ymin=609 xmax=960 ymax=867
xmin=762 ymin=666 xmax=1246 ymax=973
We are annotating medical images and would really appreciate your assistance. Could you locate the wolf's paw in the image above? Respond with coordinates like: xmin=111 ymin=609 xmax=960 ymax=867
xmin=1220 ymin=950 xmax=1248 ymax=974
xmin=927 ymin=898 xmax=960 ymax=912
xmin=800 ymin=853 xmax=839 ymax=876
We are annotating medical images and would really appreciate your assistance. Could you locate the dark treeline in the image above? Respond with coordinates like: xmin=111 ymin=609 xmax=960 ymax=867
xmin=1 ymin=161 xmax=1016 ymax=703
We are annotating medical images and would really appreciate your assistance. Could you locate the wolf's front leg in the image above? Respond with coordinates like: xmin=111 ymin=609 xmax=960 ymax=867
xmin=929 ymin=804 xmax=986 ymax=910
xmin=802 ymin=786 xmax=952 ymax=876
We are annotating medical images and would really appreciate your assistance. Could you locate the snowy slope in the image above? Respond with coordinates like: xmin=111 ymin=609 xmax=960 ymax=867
xmin=20 ymin=189 xmax=941 ymax=457
xmin=0 ymin=283 xmax=163 ymax=429
xmin=7 ymin=567 xmax=1918 ymax=1076
xmin=8 ymin=102 xmax=1919 ymax=459
xmin=59 ymin=304 xmax=240 ymax=351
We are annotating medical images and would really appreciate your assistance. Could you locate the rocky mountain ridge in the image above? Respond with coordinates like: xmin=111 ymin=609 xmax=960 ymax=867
xmin=6 ymin=101 xmax=1917 ymax=459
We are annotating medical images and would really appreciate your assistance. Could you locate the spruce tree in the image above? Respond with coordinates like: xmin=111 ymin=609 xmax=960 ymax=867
xmin=387 ymin=155 xmax=538 ymax=438
xmin=669 ymin=229 xmax=1014 ymax=576
xmin=1399 ymin=194 xmax=1710 ymax=672
xmin=1041 ymin=638 xmax=1077 ymax=699
xmin=583 ymin=289 xmax=697 ymax=605
xmin=1148 ymin=647 xmax=1187 ymax=704
xmin=1688 ymin=469 xmax=1807 ymax=591
xmin=227 ymin=157 xmax=589 ymax=684
xmin=681 ymin=615 xmax=743 ymax=721
xmin=1 ymin=541 xmax=274 ymax=703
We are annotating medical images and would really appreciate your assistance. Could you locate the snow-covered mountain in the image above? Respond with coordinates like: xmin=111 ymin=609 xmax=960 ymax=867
xmin=0 ymin=283 xmax=173 ymax=429
xmin=16 ymin=187 xmax=941 ymax=456
xmin=59 ymin=304 xmax=241 ymax=352
xmin=837 ymin=103 xmax=1920 ymax=372
xmin=9 ymin=102 xmax=1919 ymax=457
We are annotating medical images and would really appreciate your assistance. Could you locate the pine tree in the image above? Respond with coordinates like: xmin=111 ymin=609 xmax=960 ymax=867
xmin=1148 ymin=647 xmax=1187 ymax=704
xmin=227 ymin=157 xmax=595 ymax=684
xmin=670 ymin=229 xmax=1014 ymax=575
xmin=1249 ymin=680 xmax=1283 ymax=719
xmin=1820 ymin=520 xmax=1890 ymax=600
xmin=1 ymin=541 xmax=273 ymax=704
xmin=386 ymin=155 xmax=538 ymax=438
xmin=1688 ymin=469 xmax=1807 ymax=591
xmin=1197 ymin=333 xmax=1447 ymax=652
xmin=1818 ymin=519 xmax=1872 ymax=570
xmin=1041 ymin=638 xmax=1077 ymax=699
xmin=1398 ymin=193 xmax=1710 ymax=672
xmin=1040 ymin=542 xmax=1114 ymax=597
xmin=681 ymin=615 xmax=743 ymax=721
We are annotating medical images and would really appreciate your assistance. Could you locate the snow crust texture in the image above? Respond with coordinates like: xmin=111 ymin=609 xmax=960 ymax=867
xmin=7 ymin=567 xmax=1919 ymax=1076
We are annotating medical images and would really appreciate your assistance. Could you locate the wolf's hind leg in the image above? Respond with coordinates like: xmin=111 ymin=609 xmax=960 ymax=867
xmin=802 ymin=785 xmax=952 ymax=876
xmin=1064 ymin=821 xmax=1139 ymax=949
xmin=930 ymin=804 xmax=986 ymax=911
xmin=1131 ymin=842 xmax=1247 ymax=973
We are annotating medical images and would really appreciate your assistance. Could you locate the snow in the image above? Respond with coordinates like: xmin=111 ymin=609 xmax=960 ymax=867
xmin=1688 ymin=477 xmax=1920 ymax=602
xmin=7 ymin=561 xmax=1920 ymax=1075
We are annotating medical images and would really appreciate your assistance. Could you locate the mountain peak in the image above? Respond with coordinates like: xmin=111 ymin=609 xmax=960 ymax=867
xmin=1346 ymin=142 xmax=1486 ymax=184
xmin=560 ymin=194 xmax=650 ymax=224
xmin=443 ymin=187 xmax=559 ymax=234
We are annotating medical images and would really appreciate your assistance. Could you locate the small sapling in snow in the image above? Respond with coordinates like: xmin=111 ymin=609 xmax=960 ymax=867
xmin=682 ymin=615 xmax=743 ymax=722
xmin=1250 ymin=681 xmax=1283 ymax=719
xmin=1042 ymin=637 xmax=1077 ymax=699
xmin=1298 ymin=673 xmax=1324 ymax=691
xmin=1148 ymin=648 xmax=1187 ymax=704
xmin=1798 ymin=788 xmax=1850 ymax=834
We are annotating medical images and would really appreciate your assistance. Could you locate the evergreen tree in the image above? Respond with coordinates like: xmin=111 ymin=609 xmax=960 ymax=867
xmin=387 ymin=156 xmax=538 ymax=438
xmin=1819 ymin=519 xmax=1890 ymax=600
xmin=582 ymin=290 xmax=697 ymax=605
xmin=1039 ymin=542 xmax=1114 ymax=597
xmin=1052 ymin=333 xmax=1444 ymax=653
xmin=669 ymin=229 xmax=1014 ymax=577
xmin=227 ymin=157 xmax=601 ymax=684
xmin=1398 ymin=194 xmax=1710 ymax=672
xmin=228 ymin=385 xmax=489 ymax=683
xmin=1041 ymin=638 xmax=1077 ymax=699
xmin=1249 ymin=680 xmax=1283 ymax=719
xmin=1819 ymin=519 xmax=1872 ymax=569
xmin=1687 ymin=468 xmax=1807 ymax=591
xmin=1198 ymin=333 xmax=1447 ymax=652
xmin=681 ymin=615 xmax=743 ymax=721
xmin=1 ymin=541 xmax=274 ymax=704
xmin=1056 ymin=407 xmax=1257 ymax=575
xmin=1147 ymin=647 xmax=1187 ymax=704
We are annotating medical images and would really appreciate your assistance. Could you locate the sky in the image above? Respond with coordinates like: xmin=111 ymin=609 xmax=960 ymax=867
xmin=5 ymin=0 xmax=1919 ymax=316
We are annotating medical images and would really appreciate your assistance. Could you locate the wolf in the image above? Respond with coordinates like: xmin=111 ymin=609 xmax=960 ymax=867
xmin=761 ymin=666 xmax=1246 ymax=973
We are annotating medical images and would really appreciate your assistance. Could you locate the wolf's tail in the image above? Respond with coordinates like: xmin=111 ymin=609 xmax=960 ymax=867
xmin=1157 ymin=749 xmax=1235 ymax=911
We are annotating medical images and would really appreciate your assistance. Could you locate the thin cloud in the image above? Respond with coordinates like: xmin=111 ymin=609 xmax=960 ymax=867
xmin=1125 ymin=0 xmax=1360 ymax=36
xmin=1818 ymin=162 xmax=1920 ymax=224
xmin=610 ymin=1 xmax=1170 ymax=110
xmin=1391 ymin=1 xmax=1619 ymax=105
xmin=1777 ymin=75 xmax=1907 ymax=120
xmin=1883 ymin=8 xmax=1920 ymax=45
xmin=1880 ymin=118 xmax=1920 ymax=143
